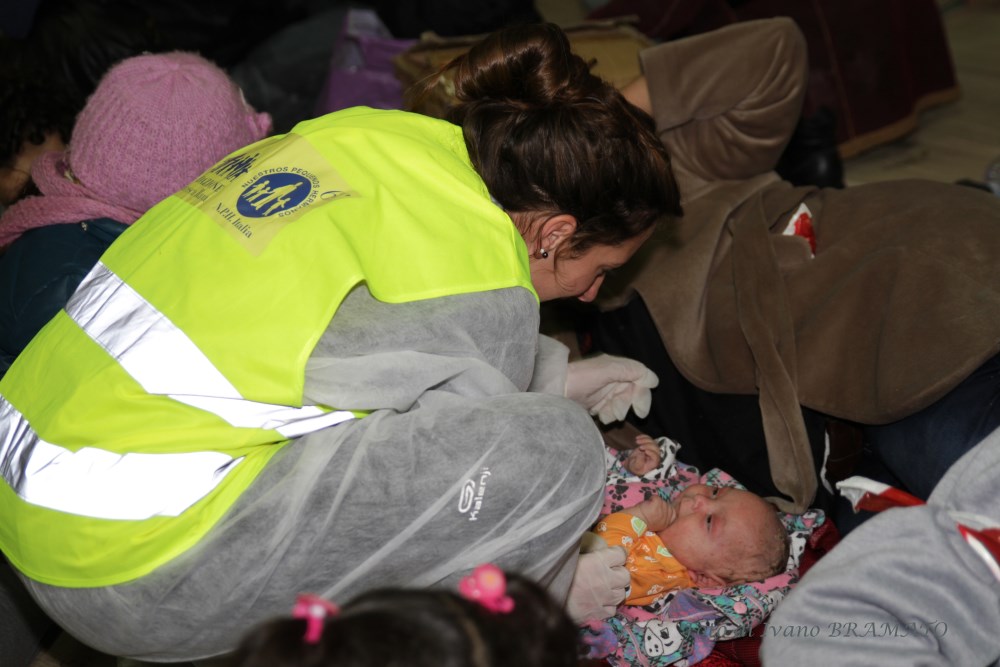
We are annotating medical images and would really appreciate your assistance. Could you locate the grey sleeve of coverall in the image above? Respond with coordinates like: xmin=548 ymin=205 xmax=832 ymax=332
xmin=761 ymin=428 xmax=1000 ymax=666
xmin=303 ymin=285 xmax=542 ymax=405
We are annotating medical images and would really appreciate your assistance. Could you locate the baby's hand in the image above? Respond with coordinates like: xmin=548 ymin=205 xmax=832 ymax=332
xmin=623 ymin=435 xmax=663 ymax=476
xmin=626 ymin=495 xmax=676 ymax=532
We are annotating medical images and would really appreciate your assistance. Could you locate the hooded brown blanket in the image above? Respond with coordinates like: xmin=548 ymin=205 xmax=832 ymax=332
xmin=600 ymin=19 xmax=1000 ymax=512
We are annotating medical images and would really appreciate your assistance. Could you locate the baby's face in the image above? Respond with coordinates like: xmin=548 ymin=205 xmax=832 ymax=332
xmin=655 ymin=484 xmax=774 ymax=584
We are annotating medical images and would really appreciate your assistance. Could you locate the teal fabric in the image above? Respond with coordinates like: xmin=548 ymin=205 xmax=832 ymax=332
xmin=0 ymin=217 xmax=126 ymax=376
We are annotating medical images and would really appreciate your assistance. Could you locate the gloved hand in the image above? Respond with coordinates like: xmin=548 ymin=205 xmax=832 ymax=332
xmin=565 ymin=354 xmax=659 ymax=424
xmin=565 ymin=534 xmax=630 ymax=623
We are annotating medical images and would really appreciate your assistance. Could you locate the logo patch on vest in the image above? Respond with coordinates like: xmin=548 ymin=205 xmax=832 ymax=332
xmin=179 ymin=134 xmax=356 ymax=255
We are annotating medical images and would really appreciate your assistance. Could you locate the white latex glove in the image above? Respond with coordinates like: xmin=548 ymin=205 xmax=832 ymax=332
xmin=564 ymin=354 xmax=659 ymax=424
xmin=565 ymin=534 xmax=630 ymax=623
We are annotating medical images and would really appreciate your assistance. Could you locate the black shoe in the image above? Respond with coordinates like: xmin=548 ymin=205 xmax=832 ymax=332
xmin=776 ymin=106 xmax=845 ymax=189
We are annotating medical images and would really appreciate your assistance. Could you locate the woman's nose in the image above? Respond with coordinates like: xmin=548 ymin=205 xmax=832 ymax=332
xmin=577 ymin=276 xmax=605 ymax=303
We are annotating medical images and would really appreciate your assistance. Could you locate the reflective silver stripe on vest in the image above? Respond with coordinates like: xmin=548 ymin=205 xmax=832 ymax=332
xmin=67 ymin=262 xmax=355 ymax=438
xmin=0 ymin=401 xmax=239 ymax=519
xmin=0 ymin=262 xmax=353 ymax=520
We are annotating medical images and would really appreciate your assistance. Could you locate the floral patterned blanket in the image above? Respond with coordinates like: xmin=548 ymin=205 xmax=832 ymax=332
xmin=580 ymin=438 xmax=825 ymax=666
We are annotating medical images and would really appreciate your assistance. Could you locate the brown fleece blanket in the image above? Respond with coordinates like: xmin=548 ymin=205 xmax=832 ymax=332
xmin=599 ymin=19 xmax=1000 ymax=512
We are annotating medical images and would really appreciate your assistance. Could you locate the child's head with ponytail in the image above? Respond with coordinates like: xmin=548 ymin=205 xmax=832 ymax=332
xmin=227 ymin=567 xmax=579 ymax=667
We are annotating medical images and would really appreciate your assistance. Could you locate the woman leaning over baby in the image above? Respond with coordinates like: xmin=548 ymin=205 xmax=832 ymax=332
xmin=0 ymin=23 xmax=678 ymax=661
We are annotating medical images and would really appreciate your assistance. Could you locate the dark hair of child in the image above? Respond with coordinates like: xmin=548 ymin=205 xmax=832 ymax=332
xmin=0 ymin=0 xmax=163 ymax=202
xmin=227 ymin=572 xmax=579 ymax=667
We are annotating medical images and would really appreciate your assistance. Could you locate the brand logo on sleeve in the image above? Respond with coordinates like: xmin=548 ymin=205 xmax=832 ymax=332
xmin=457 ymin=467 xmax=491 ymax=521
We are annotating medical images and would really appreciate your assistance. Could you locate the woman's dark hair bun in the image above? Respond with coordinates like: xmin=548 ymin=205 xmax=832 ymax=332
xmin=450 ymin=23 xmax=592 ymax=110
xmin=410 ymin=22 xmax=681 ymax=255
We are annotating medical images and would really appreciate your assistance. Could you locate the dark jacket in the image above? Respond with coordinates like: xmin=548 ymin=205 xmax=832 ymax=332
xmin=0 ymin=218 xmax=126 ymax=375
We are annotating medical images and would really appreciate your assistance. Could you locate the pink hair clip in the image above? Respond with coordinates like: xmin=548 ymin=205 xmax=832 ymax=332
xmin=291 ymin=593 xmax=340 ymax=644
xmin=458 ymin=564 xmax=515 ymax=613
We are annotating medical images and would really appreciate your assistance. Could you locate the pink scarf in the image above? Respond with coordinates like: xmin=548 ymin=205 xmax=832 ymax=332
xmin=0 ymin=151 xmax=142 ymax=248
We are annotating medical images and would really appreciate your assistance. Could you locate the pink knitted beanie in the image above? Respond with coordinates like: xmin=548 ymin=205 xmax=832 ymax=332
xmin=68 ymin=51 xmax=272 ymax=213
xmin=0 ymin=52 xmax=271 ymax=249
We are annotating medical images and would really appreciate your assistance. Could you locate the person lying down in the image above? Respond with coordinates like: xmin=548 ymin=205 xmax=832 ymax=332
xmin=581 ymin=433 xmax=825 ymax=665
xmin=596 ymin=434 xmax=789 ymax=606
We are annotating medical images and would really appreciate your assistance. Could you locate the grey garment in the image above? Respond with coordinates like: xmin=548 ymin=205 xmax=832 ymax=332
xmin=23 ymin=286 xmax=606 ymax=662
xmin=302 ymin=284 xmax=542 ymax=405
xmin=762 ymin=427 xmax=1000 ymax=666
xmin=0 ymin=555 xmax=52 ymax=667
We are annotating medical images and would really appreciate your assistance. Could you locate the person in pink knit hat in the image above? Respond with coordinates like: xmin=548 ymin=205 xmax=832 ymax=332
xmin=0 ymin=50 xmax=271 ymax=375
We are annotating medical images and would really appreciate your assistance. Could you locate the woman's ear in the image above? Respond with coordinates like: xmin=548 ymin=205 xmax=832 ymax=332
xmin=538 ymin=214 xmax=577 ymax=254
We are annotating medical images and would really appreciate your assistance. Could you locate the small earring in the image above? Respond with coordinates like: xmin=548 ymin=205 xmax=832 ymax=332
xmin=536 ymin=248 xmax=549 ymax=260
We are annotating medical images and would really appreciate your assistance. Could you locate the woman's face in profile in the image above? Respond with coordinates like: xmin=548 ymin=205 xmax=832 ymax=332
xmin=534 ymin=228 xmax=653 ymax=303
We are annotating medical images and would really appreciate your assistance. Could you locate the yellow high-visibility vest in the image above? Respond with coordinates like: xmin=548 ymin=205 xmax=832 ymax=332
xmin=0 ymin=107 xmax=535 ymax=587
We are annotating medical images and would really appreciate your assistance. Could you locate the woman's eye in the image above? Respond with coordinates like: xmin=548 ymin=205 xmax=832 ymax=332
xmin=711 ymin=487 xmax=719 ymax=498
